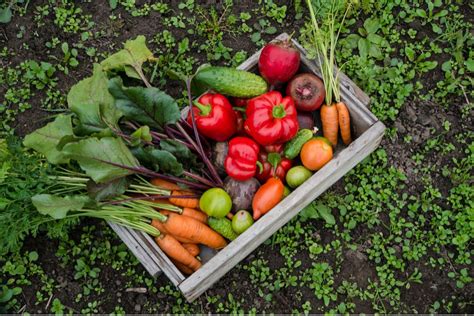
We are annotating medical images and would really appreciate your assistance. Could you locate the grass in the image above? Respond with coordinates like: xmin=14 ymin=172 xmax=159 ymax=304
xmin=0 ymin=0 xmax=473 ymax=313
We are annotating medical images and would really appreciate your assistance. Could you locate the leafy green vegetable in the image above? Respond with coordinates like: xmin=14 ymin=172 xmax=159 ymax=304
xmin=108 ymin=77 xmax=181 ymax=129
xmin=132 ymin=146 xmax=183 ymax=176
xmin=32 ymin=194 xmax=90 ymax=219
xmin=67 ymin=64 xmax=122 ymax=134
xmin=23 ymin=114 xmax=74 ymax=164
xmin=62 ymin=137 xmax=139 ymax=183
xmin=159 ymin=139 xmax=198 ymax=167
xmin=130 ymin=125 xmax=152 ymax=146
xmin=87 ymin=177 xmax=129 ymax=201
xmin=101 ymin=35 xmax=156 ymax=79
xmin=0 ymin=138 xmax=79 ymax=256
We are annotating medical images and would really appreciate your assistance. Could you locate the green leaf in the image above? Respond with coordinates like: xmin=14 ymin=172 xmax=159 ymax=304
xmin=369 ymin=44 xmax=382 ymax=59
xmin=363 ymin=18 xmax=380 ymax=34
xmin=131 ymin=126 xmax=152 ymax=146
xmin=87 ymin=177 xmax=128 ymax=201
xmin=0 ymin=139 xmax=9 ymax=161
xmin=108 ymin=77 xmax=180 ymax=129
xmin=132 ymin=147 xmax=183 ymax=176
xmin=367 ymin=33 xmax=384 ymax=45
xmin=159 ymin=139 xmax=198 ymax=167
xmin=405 ymin=46 xmax=415 ymax=62
xmin=101 ymin=35 xmax=155 ymax=79
xmin=0 ymin=6 xmax=12 ymax=24
xmin=67 ymin=64 xmax=121 ymax=134
xmin=342 ymin=34 xmax=360 ymax=49
xmin=32 ymin=194 xmax=90 ymax=219
xmin=358 ymin=38 xmax=370 ymax=59
xmin=23 ymin=114 xmax=74 ymax=164
xmin=465 ymin=59 xmax=474 ymax=72
xmin=316 ymin=203 xmax=335 ymax=225
xmin=62 ymin=137 xmax=139 ymax=183
xmin=109 ymin=0 xmax=118 ymax=9
xmin=299 ymin=202 xmax=319 ymax=222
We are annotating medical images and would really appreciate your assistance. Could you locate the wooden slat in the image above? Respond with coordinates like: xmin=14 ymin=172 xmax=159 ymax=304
xmin=178 ymin=121 xmax=386 ymax=302
xmin=108 ymin=222 xmax=162 ymax=277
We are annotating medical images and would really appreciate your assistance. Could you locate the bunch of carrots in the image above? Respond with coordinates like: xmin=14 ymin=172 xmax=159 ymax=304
xmin=307 ymin=0 xmax=352 ymax=148
xmin=148 ymin=178 xmax=226 ymax=275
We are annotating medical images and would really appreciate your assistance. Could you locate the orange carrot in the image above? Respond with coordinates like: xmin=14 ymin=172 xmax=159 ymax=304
xmin=320 ymin=103 xmax=339 ymax=147
xmin=172 ymin=259 xmax=194 ymax=275
xmin=151 ymin=219 xmax=195 ymax=244
xmin=162 ymin=212 xmax=227 ymax=249
xmin=181 ymin=243 xmax=200 ymax=257
xmin=155 ymin=234 xmax=202 ymax=271
xmin=169 ymin=190 xmax=199 ymax=209
xmin=159 ymin=208 xmax=207 ymax=224
xmin=150 ymin=178 xmax=181 ymax=190
xmin=336 ymin=101 xmax=352 ymax=145
xmin=182 ymin=208 xmax=208 ymax=223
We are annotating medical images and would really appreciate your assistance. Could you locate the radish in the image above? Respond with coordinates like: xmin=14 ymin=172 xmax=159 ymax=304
xmin=258 ymin=40 xmax=300 ymax=87
xmin=286 ymin=73 xmax=325 ymax=111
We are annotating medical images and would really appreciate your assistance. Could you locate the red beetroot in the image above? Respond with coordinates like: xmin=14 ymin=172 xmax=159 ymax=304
xmin=286 ymin=73 xmax=325 ymax=111
xmin=258 ymin=40 xmax=300 ymax=86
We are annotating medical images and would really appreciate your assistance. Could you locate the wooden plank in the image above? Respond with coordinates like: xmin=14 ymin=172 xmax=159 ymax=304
xmin=178 ymin=121 xmax=386 ymax=302
xmin=108 ymin=222 xmax=161 ymax=277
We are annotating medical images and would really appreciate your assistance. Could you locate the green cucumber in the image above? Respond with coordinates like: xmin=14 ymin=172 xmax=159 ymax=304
xmin=193 ymin=66 xmax=268 ymax=98
xmin=284 ymin=129 xmax=314 ymax=159
xmin=208 ymin=217 xmax=239 ymax=241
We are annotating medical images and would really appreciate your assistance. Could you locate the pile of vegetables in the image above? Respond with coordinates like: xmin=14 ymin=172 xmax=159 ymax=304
xmin=23 ymin=0 xmax=354 ymax=276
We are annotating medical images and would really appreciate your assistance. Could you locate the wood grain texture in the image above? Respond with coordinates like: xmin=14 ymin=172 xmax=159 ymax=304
xmin=179 ymin=121 xmax=385 ymax=301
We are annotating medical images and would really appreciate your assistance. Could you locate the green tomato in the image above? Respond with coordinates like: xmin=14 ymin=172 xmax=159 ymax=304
xmin=231 ymin=210 xmax=254 ymax=234
xmin=286 ymin=166 xmax=313 ymax=188
xmin=199 ymin=188 xmax=232 ymax=218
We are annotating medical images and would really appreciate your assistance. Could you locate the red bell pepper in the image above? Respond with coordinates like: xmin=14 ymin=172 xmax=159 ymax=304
xmin=256 ymin=149 xmax=292 ymax=182
xmin=187 ymin=93 xmax=237 ymax=142
xmin=224 ymin=137 xmax=260 ymax=181
xmin=244 ymin=91 xmax=299 ymax=146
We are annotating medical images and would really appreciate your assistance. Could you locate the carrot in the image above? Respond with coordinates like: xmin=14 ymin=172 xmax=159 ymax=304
xmin=151 ymin=178 xmax=181 ymax=191
xmin=159 ymin=208 xmax=207 ymax=224
xmin=181 ymin=243 xmax=200 ymax=257
xmin=162 ymin=212 xmax=227 ymax=249
xmin=155 ymin=234 xmax=202 ymax=271
xmin=182 ymin=208 xmax=208 ymax=223
xmin=336 ymin=101 xmax=352 ymax=145
xmin=172 ymin=259 xmax=194 ymax=275
xmin=151 ymin=219 xmax=195 ymax=244
xmin=169 ymin=190 xmax=199 ymax=209
xmin=320 ymin=103 xmax=339 ymax=147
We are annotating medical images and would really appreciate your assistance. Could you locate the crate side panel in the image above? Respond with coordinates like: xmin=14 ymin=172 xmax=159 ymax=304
xmin=179 ymin=121 xmax=386 ymax=302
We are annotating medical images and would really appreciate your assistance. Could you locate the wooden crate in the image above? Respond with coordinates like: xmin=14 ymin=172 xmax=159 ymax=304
xmin=108 ymin=33 xmax=386 ymax=302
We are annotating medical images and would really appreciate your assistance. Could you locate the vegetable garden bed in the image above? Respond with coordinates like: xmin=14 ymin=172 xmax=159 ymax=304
xmin=110 ymin=33 xmax=386 ymax=302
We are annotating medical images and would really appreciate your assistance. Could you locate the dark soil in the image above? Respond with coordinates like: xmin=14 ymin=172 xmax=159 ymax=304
xmin=1 ymin=0 xmax=473 ymax=314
